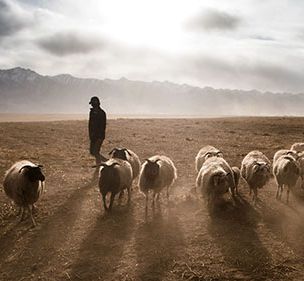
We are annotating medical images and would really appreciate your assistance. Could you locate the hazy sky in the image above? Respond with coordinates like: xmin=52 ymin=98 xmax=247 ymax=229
xmin=1 ymin=0 xmax=304 ymax=93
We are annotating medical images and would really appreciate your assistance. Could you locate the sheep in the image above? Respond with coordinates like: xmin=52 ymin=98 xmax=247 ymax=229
xmin=196 ymin=157 xmax=234 ymax=209
xmin=241 ymin=151 xmax=271 ymax=205
xmin=3 ymin=160 xmax=45 ymax=226
xmin=273 ymin=149 xmax=298 ymax=163
xmin=274 ymin=149 xmax=304 ymax=189
xmin=109 ymin=147 xmax=141 ymax=179
xmin=94 ymin=158 xmax=133 ymax=211
xmin=291 ymin=142 xmax=304 ymax=153
xmin=195 ymin=145 xmax=223 ymax=172
xmin=273 ymin=154 xmax=300 ymax=203
xmin=138 ymin=155 xmax=177 ymax=209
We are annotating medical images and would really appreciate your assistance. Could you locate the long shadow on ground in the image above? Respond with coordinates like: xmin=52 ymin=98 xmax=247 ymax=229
xmin=68 ymin=204 xmax=135 ymax=280
xmin=207 ymin=196 xmax=279 ymax=280
xmin=258 ymin=190 xmax=304 ymax=259
xmin=0 ymin=172 xmax=98 ymax=281
xmin=135 ymin=204 xmax=185 ymax=281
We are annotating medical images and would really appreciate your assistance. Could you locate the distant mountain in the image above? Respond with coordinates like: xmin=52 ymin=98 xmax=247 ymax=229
xmin=0 ymin=67 xmax=304 ymax=115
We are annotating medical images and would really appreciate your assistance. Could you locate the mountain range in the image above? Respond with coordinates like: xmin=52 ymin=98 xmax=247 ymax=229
xmin=0 ymin=67 xmax=303 ymax=116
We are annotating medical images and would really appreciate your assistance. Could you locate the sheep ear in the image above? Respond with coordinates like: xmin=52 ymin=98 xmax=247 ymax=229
xmin=110 ymin=162 xmax=119 ymax=167
xmin=92 ymin=163 xmax=107 ymax=168
xmin=37 ymin=164 xmax=43 ymax=168
xmin=155 ymin=159 xmax=161 ymax=164
xmin=108 ymin=148 xmax=117 ymax=155
xmin=19 ymin=165 xmax=32 ymax=173
xmin=123 ymin=149 xmax=132 ymax=156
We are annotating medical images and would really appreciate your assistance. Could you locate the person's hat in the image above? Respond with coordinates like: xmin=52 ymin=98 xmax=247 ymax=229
xmin=89 ymin=96 xmax=100 ymax=105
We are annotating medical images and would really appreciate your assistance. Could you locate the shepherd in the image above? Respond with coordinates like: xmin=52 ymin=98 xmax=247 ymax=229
xmin=89 ymin=96 xmax=107 ymax=165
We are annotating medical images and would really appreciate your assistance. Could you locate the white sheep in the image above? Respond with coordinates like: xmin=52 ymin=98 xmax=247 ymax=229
xmin=195 ymin=145 xmax=223 ymax=172
xmin=109 ymin=147 xmax=141 ymax=179
xmin=273 ymin=153 xmax=300 ymax=203
xmin=273 ymin=149 xmax=304 ymax=189
xmin=3 ymin=160 xmax=45 ymax=226
xmin=273 ymin=149 xmax=298 ymax=163
xmin=241 ymin=151 xmax=271 ymax=205
xmin=196 ymin=157 xmax=234 ymax=209
xmin=138 ymin=155 xmax=177 ymax=209
xmin=291 ymin=142 xmax=304 ymax=152
xmin=94 ymin=158 xmax=133 ymax=211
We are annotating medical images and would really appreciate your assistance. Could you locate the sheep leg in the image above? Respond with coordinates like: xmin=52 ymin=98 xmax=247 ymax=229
xmin=276 ymin=185 xmax=281 ymax=200
xmin=127 ymin=187 xmax=131 ymax=203
xmin=119 ymin=190 xmax=124 ymax=199
xmin=19 ymin=207 xmax=25 ymax=222
xmin=152 ymin=192 xmax=157 ymax=206
xmin=28 ymin=206 xmax=36 ymax=227
xmin=32 ymin=204 xmax=38 ymax=214
xmin=108 ymin=193 xmax=115 ymax=211
xmin=145 ymin=193 xmax=149 ymax=212
xmin=286 ymin=186 xmax=290 ymax=204
xmin=279 ymin=185 xmax=283 ymax=200
xmin=102 ymin=194 xmax=108 ymax=211
xmin=166 ymin=186 xmax=170 ymax=201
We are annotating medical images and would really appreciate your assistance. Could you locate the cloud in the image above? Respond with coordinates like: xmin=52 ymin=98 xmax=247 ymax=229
xmin=0 ymin=0 xmax=30 ymax=37
xmin=250 ymin=35 xmax=276 ymax=41
xmin=187 ymin=8 xmax=241 ymax=31
xmin=37 ymin=32 xmax=104 ymax=56
xmin=181 ymin=55 xmax=304 ymax=93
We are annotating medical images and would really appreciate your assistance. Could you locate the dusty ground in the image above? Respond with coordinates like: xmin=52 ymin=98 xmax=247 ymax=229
xmin=1 ymin=117 xmax=304 ymax=281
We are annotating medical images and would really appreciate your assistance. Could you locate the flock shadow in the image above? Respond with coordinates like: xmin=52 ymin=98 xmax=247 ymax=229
xmin=135 ymin=204 xmax=185 ymax=281
xmin=68 ymin=204 xmax=135 ymax=280
xmin=0 ymin=172 xmax=98 ymax=280
xmin=207 ymin=195 xmax=277 ymax=280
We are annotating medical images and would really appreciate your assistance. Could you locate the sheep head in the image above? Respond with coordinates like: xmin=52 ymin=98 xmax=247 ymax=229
xmin=253 ymin=161 xmax=270 ymax=174
xmin=211 ymin=170 xmax=230 ymax=195
xmin=144 ymin=159 xmax=161 ymax=181
xmin=109 ymin=147 xmax=131 ymax=160
xmin=98 ymin=162 xmax=119 ymax=175
xmin=19 ymin=165 xmax=45 ymax=182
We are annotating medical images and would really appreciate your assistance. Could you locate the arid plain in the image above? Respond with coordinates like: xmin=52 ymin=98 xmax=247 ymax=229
xmin=1 ymin=117 xmax=304 ymax=281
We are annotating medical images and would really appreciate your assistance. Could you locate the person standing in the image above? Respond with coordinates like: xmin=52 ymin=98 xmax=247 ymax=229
xmin=88 ymin=96 xmax=107 ymax=165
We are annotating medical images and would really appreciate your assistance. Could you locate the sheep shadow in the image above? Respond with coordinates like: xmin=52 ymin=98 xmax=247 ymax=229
xmin=68 ymin=204 xmax=135 ymax=280
xmin=258 ymin=198 xmax=304 ymax=258
xmin=135 ymin=209 xmax=184 ymax=281
xmin=0 ymin=172 xmax=97 ymax=280
xmin=207 ymin=196 xmax=276 ymax=280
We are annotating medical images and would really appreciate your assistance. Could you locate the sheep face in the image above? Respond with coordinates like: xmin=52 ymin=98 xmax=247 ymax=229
xmin=253 ymin=162 xmax=269 ymax=175
xmin=20 ymin=165 xmax=45 ymax=182
xmin=99 ymin=163 xmax=120 ymax=187
xmin=143 ymin=159 xmax=160 ymax=181
xmin=211 ymin=171 xmax=230 ymax=195
xmin=109 ymin=148 xmax=131 ymax=161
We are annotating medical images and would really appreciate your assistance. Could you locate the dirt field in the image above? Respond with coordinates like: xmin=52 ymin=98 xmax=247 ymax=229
xmin=1 ymin=117 xmax=304 ymax=281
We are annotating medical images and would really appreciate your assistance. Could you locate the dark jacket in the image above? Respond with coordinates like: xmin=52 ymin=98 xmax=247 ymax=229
xmin=89 ymin=107 xmax=106 ymax=140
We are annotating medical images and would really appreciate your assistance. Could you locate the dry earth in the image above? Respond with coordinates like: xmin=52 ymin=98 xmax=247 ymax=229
xmin=1 ymin=117 xmax=304 ymax=281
